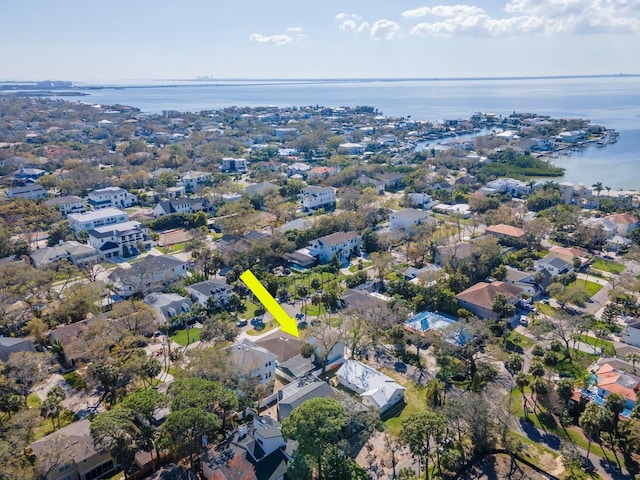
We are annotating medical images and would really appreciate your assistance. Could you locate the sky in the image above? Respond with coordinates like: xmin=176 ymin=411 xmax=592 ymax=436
xmin=1 ymin=0 xmax=639 ymax=82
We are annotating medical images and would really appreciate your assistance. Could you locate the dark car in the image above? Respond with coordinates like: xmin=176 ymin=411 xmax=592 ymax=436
xmin=297 ymin=321 xmax=308 ymax=329
xmin=250 ymin=317 xmax=264 ymax=326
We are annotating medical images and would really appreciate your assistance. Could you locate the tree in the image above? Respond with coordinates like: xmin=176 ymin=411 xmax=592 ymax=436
xmin=281 ymin=398 xmax=345 ymax=480
xmin=121 ymin=389 xmax=167 ymax=471
xmin=424 ymin=379 xmax=446 ymax=409
xmin=90 ymin=408 xmax=138 ymax=479
xmin=504 ymin=353 xmax=523 ymax=376
xmin=40 ymin=386 xmax=66 ymax=429
xmin=399 ymin=411 xmax=447 ymax=480
xmin=491 ymin=293 xmax=515 ymax=320
xmin=110 ymin=300 xmax=157 ymax=336
xmin=556 ymin=378 xmax=574 ymax=414
xmin=626 ymin=352 xmax=640 ymax=374
xmin=604 ymin=393 xmax=625 ymax=437
xmin=592 ymin=182 xmax=604 ymax=209
xmin=200 ymin=311 xmax=239 ymax=344
xmin=160 ymin=408 xmax=220 ymax=470
xmin=579 ymin=401 xmax=605 ymax=461
xmin=2 ymin=351 xmax=49 ymax=402
xmin=369 ymin=251 xmax=394 ymax=287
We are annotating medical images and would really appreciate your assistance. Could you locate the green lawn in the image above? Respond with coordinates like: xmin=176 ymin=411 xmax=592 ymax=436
xmin=534 ymin=302 xmax=562 ymax=317
xmin=569 ymin=280 xmax=603 ymax=297
xmin=239 ymin=299 xmax=265 ymax=318
xmin=579 ymin=334 xmax=616 ymax=357
xmin=348 ymin=261 xmax=372 ymax=273
xmin=27 ymin=393 xmax=41 ymax=408
xmin=380 ymin=368 xmax=426 ymax=436
xmin=246 ymin=320 xmax=278 ymax=336
xmin=507 ymin=330 xmax=534 ymax=350
xmin=302 ymin=303 xmax=324 ymax=317
xmin=591 ymin=258 xmax=625 ymax=274
xmin=63 ymin=371 xmax=87 ymax=390
xmin=170 ymin=327 xmax=201 ymax=346
xmin=32 ymin=409 xmax=77 ymax=440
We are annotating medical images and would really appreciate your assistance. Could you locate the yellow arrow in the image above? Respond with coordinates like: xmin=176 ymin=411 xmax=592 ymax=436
xmin=240 ymin=269 xmax=300 ymax=338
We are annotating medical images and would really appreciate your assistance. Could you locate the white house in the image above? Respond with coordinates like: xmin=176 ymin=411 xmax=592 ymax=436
xmin=308 ymin=231 xmax=361 ymax=264
xmin=187 ymin=279 xmax=233 ymax=308
xmin=45 ymin=195 xmax=86 ymax=216
xmin=152 ymin=197 xmax=214 ymax=218
xmin=87 ymin=187 xmax=137 ymax=210
xmin=5 ymin=184 xmax=48 ymax=200
xmin=389 ymin=208 xmax=431 ymax=232
xmin=621 ymin=318 xmax=640 ymax=349
xmin=109 ymin=254 xmax=188 ymax=298
xmin=480 ymin=178 xmax=531 ymax=197
xmin=144 ymin=292 xmax=192 ymax=325
xmin=221 ymin=157 xmax=248 ymax=173
xmin=287 ymin=162 xmax=311 ymax=177
xmin=30 ymin=241 xmax=98 ymax=267
xmin=535 ymin=255 xmax=574 ymax=276
xmin=407 ymin=192 xmax=434 ymax=209
xmin=336 ymin=360 xmax=405 ymax=413
xmin=180 ymin=170 xmax=212 ymax=190
xmin=68 ymin=208 xmax=128 ymax=234
xmin=603 ymin=214 xmax=639 ymax=237
xmin=226 ymin=338 xmax=277 ymax=384
xmin=338 ymin=142 xmax=364 ymax=155
xmin=301 ymin=186 xmax=336 ymax=212
xmin=87 ymin=221 xmax=152 ymax=260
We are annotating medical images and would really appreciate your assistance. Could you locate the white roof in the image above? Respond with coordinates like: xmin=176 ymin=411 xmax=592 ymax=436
xmin=68 ymin=207 xmax=127 ymax=222
xmin=336 ymin=360 xmax=404 ymax=408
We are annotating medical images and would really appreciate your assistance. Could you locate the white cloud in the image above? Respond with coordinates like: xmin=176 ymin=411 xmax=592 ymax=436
xmin=402 ymin=5 xmax=485 ymax=18
xmin=339 ymin=20 xmax=370 ymax=32
xmin=286 ymin=27 xmax=303 ymax=33
xmin=249 ymin=33 xmax=294 ymax=46
xmin=370 ymin=19 xmax=400 ymax=40
xmin=358 ymin=21 xmax=370 ymax=33
xmin=336 ymin=13 xmax=361 ymax=21
xmin=405 ymin=0 xmax=639 ymax=36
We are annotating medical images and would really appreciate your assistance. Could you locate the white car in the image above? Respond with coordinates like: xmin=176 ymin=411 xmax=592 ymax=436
xmin=519 ymin=315 xmax=529 ymax=326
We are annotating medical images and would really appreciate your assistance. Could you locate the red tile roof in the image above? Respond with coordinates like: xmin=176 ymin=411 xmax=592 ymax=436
xmin=485 ymin=224 xmax=526 ymax=238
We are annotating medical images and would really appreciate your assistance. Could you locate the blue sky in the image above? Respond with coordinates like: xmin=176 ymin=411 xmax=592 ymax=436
xmin=1 ymin=0 xmax=638 ymax=81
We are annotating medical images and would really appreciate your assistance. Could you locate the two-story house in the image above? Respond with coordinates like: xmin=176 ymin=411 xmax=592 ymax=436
xmin=187 ymin=279 xmax=233 ymax=308
xmin=307 ymin=231 xmax=361 ymax=264
xmin=45 ymin=195 xmax=86 ymax=216
xmin=455 ymin=281 xmax=523 ymax=322
xmin=109 ymin=254 xmax=188 ymax=298
xmin=30 ymin=241 xmax=98 ymax=267
xmin=226 ymin=338 xmax=277 ymax=384
xmin=180 ymin=170 xmax=213 ymax=190
xmin=221 ymin=157 xmax=248 ymax=173
xmin=144 ymin=292 xmax=192 ymax=326
xmin=389 ymin=208 xmax=431 ymax=232
xmin=5 ymin=184 xmax=48 ymax=200
xmin=86 ymin=187 xmax=137 ymax=210
xmin=152 ymin=197 xmax=214 ymax=218
xmin=87 ymin=221 xmax=152 ymax=259
xmin=68 ymin=208 xmax=128 ymax=234
xmin=300 ymin=186 xmax=336 ymax=212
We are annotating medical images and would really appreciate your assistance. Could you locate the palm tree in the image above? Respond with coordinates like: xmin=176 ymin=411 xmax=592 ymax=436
xmin=424 ymin=379 xmax=446 ymax=408
xmin=626 ymin=352 xmax=640 ymax=374
xmin=592 ymin=181 xmax=604 ymax=209
xmin=579 ymin=402 xmax=604 ymax=461
xmin=515 ymin=372 xmax=530 ymax=415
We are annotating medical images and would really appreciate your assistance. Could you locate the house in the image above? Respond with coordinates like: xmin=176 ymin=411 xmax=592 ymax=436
xmin=187 ymin=279 xmax=233 ymax=308
xmin=203 ymin=416 xmax=295 ymax=480
xmin=245 ymin=182 xmax=279 ymax=197
xmin=109 ymin=254 xmax=188 ymax=298
xmin=407 ymin=192 xmax=434 ymax=209
xmin=277 ymin=375 xmax=337 ymax=421
xmin=504 ymin=267 xmax=543 ymax=299
xmin=86 ymin=187 xmax=137 ymax=210
xmin=307 ymin=166 xmax=338 ymax=180
xmin=558 ymin=130 xmax=586 ymax=144
xmin=584 ymin=217 xmax=617 ymax=238
xmin=300 ymin=186 xmax=336 ymax=212
xmin=14 ymin=167 xmax=46 ymax=181
xmin=283 ymin=249 xmax=318 ymax=270
xmin=30 ymin=419 xmax=117 ymax=480
xmin=595 ymin=362 xmax=640 ymax=410
xmin=479 ymin=178 xmax=531 ymax=197
xmin=68 ymin=208 xmax=128 ymax=234
xmin=45 ymin=196 xmax=86 ymax=216
xmin=152 ymin=197 xmax=214 ymax=218
xmin=435 ymin=239 xmax=483 ymax=266
xmin=377 ymin=172 xmax=404 ymax=190
xmin=87 ymin=221 xmax=152 ymax=260
xmin=0 ymin=337 xmax=35 ymax=362
xmin=603 ymin=213 xmax=639 ymax=236
xmin=144 ymin=292 xmax=192 ymax=324
xmin=621 ymin=317 xmax=640 ymax=349
xmin=221 ymin=157 xmax=248 ymax=173
xmin=404 ymin=311 xmax=459 ymax=337
xmin=255 ymin=331 xmax=302 ymax=364
xmin=548 ymin=246 xmax=590 ymax=267
xmin=226 ymin=338 xmax=277 ymax=384
xmin=180 ymin=170 xmax=212 ymax=189
xmin=286 ymin=162 xmax=311 ymax=177
xmin=431 ymin=203 xmax=471 ymax=218
xmin=485 ymin=224 xmax=526 ymax=244
xmin=338 ymin=142 xmax=364 ymax=155
xmin=559 ymin=182 xmax=593 ymax=206
xmin=5 ymin=184 xmax=48 ymax=199
xmin=356 ymin=175 xmax=385 ymax=195
xmin=50 ymin=317 xmax=107 ymax=367
xmin=30 ymin=241 xmax=98 ymax=267
xmin=307 ymin=231 xmax=361 ymax=264
xmin=336 ymin=360 xmax=405 ymax=413
xmin=535 ymin=255 xmax=574 ymax=276
xmin=389 ymin=208 xmax=431 ymax=232
xmin=455 ymin=281 xmax=523 ymax=321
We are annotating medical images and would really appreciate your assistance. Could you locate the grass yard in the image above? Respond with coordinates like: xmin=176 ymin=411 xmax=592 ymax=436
xmin=348 ymin=261 xmax=372 ymax=273
xmin=170 ymin=327 xmax=201 ymax=346
xmin=534 ymin=301 xmax=562 ymax=317
xmin=27 ymin=393 xmax=41 ymax=408
xmin=32 ymin=409 xmax=77 ymax=440
xmin=239 ymin=299 xmax=265 ymax=318
xmin=579 ymin=334 xmax=616 ymax=357
xmin=246 ymin=320 xmax=278 ymax=336
xmin=591 ymin=258 xmax=625 ymax=274
xmin=380 ymin=367 xmax=426 ymax=436
xmin=63 ymin=370 xmax=87 ymax=390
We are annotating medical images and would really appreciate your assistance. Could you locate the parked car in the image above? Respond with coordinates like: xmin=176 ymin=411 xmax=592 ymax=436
xmin=519 ymin=315 xmax=529 ymax=326
xmin=236 ymin=319 xmax=248 ymax=327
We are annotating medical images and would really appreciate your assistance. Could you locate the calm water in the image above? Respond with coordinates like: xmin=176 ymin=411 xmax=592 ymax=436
xmin=67 ymin=77 xmax=640 ymax=189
